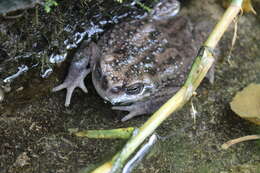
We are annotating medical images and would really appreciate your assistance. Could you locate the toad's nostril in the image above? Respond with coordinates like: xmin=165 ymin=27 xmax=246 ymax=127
xmin=101 ymin=76 xmax=108 ymax=90
xmin=95 ymin=63 xmax=102 ymax=78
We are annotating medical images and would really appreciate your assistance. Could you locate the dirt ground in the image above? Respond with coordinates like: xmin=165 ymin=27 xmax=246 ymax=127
xmin=0 ymin=0 xmax=260 ymax=173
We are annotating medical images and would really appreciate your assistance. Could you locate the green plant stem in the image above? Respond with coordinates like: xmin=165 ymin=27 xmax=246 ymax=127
xmin=75 ymin=127 xmax=135 ymax=139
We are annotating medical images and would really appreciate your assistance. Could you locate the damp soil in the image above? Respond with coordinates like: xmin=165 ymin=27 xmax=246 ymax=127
xmin=0 ymin=0 xmax=260 ymax=173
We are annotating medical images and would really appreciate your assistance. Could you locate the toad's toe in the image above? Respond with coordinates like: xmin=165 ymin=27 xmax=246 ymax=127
xmin=112 ymin=104 xmax=146 ymax=122
xmin=53 ymin=68 xmax=90 ymax=107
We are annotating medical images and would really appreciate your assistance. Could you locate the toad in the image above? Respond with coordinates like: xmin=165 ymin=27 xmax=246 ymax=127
xmin=53 ymin=0 xmax=205 ymax=121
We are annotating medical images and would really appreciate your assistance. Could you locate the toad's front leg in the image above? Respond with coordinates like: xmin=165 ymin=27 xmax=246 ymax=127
xmin=52 ymin=43 xmax=99 ymax=107
xmin=113 ymin=87 xmax=179 ymax=121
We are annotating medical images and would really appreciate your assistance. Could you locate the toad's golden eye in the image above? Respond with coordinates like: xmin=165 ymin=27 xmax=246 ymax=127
xmin=125 ymin=83 xmax=144 ymax=95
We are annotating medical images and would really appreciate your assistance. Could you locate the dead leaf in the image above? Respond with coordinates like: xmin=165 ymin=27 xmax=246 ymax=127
xmin=222 ymin=0 xmax=256 ymax=14
xmin=230 ymin=83 xmax=260 ymax=125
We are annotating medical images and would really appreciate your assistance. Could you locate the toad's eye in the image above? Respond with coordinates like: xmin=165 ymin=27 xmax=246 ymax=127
xmin=125 ymin=83 xmax=144 ymax=95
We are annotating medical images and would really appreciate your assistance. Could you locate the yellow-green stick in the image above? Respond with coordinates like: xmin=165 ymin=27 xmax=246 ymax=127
xmin=75 ymin=127 xmax=135 ymax=139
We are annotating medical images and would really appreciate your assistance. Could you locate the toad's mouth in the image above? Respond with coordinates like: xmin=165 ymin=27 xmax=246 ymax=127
xmin=92 ymin=64 xmax=131 ymax=105
xmin=92 ymin=73 xmax=146 ymax=106
xmin=92 ymin=75 xmax=138 ymax=105
xmin=92 ymin=63 xmax=153 ymax=105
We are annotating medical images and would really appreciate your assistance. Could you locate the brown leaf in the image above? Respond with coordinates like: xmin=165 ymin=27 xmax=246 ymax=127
xmin=243 ymin=0 xmax=257 ymax=14
xmin=222 ymin=0 xmax=256 ymax=14
xmin=230 ymin=83 xmax=260 ymax=125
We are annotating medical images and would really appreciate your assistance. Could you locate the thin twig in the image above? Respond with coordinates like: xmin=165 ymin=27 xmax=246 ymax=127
xmin=221 ymin=135 xmax=260 ymax=149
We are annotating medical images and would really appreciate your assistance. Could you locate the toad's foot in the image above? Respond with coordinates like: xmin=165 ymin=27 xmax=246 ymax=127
xmin=112 ymin=89 xmax=178 ymax=121
xmin=112 ymin=99 xmax=162 ymax=122
xmin=52 ymin=65 xmax=90 ymax=107
xmin=52 ymin=42 xmax=99 ymax=107
xmin=112 ymin=103 xmax=148 ymax=122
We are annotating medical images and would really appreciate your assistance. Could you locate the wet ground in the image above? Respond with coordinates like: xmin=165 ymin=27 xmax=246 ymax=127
xmin=0 ymin=0 xmax=260 ymax=173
